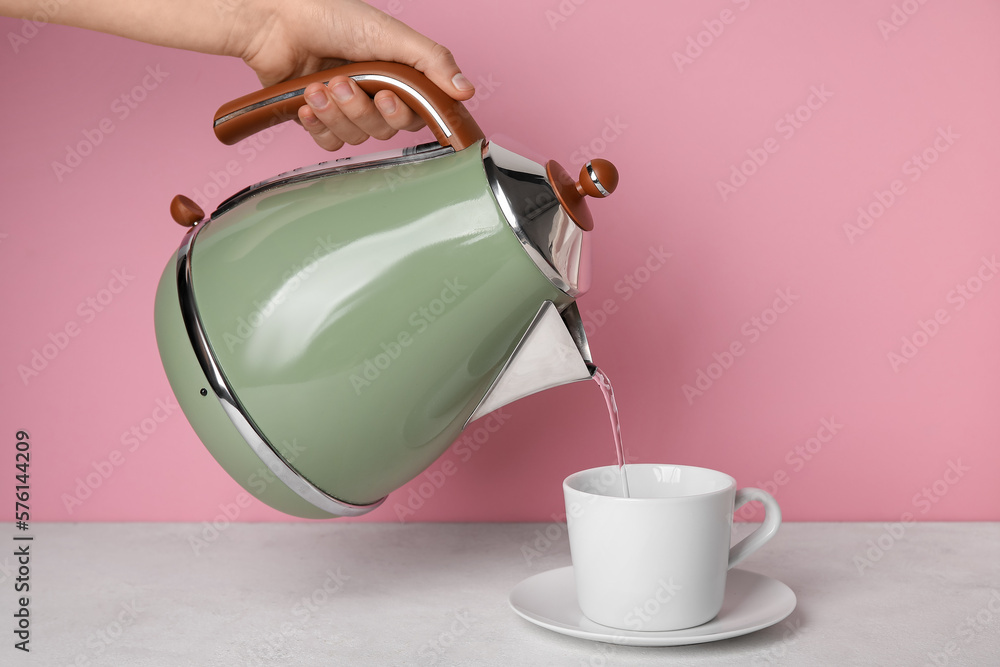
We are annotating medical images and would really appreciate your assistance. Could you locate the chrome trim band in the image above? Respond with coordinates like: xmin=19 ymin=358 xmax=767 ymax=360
xmin=214 ymin=90 xmax=306 ymax=127
xmin=560 ymin=302 xmax=594 ymax=366
xmin=214 ymin=74 xmax=452 ymax=139
xmin=212 ymin=143 xmax=454 ymax=219
xmin=586 ymin=161 xmax=610 ymax=197
xmin=352 ymin=74 xmax=451 ymax=138
xmin=175 ymin=223 xmax=384 ymax=517
xmin=482 ymin=142 xmax=590 ymax=297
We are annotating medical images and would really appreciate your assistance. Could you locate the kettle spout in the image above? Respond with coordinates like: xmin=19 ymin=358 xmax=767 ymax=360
xmin=467 ymin=301 xmax=594 ymax=424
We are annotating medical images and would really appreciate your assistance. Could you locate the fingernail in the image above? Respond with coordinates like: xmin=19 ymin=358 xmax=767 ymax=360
xmin=452 ymin=72 xmax=474 ymax=92
xmin=305 ymin=90 xmax=328 ymax=110
xmin=331 ymin=82 xmax=353 ymax=103
xmin=376 ymin=96 xmax=397 ymax=115
xmin=301 ymin=113 xmax=320 ymax=126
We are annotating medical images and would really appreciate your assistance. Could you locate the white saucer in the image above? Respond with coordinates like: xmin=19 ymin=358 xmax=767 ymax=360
xmin=509 ymin=566 xmax=796 ymax=647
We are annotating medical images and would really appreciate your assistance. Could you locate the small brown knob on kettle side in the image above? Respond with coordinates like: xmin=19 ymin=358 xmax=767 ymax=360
xmin=545 ymin=158 xmax=619 ymax=231
xmin=170 ymin=195 xmax=205 ymax=227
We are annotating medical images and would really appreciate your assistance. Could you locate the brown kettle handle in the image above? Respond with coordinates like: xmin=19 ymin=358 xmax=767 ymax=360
xmin=213 ymin=61 xmax=485 ymax=150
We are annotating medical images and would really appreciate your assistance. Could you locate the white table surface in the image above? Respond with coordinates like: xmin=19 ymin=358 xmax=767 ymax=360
xmin=10 ymin=522 xmax=999 ymax=666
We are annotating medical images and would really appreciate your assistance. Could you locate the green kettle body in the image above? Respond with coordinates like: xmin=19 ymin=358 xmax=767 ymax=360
xmin=157 ymin=142 xmax=574 ymax=516
xmin=155 ymin=64 xmax=617 ymax=518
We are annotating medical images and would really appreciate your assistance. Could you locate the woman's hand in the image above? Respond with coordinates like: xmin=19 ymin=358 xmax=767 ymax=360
xmin=229 ymin=0 xmax=475 ymax=151
xmin=0 ymin=0 xmax=475 ymax=151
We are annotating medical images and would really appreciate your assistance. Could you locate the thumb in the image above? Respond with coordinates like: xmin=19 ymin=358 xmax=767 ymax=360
xmin=409 ymin=40 xmax=476 ymax=101
xmin=361 ymin=13 xmax=475 ymax=100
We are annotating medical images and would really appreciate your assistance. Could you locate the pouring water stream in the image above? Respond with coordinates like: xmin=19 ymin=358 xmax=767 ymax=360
xmin=591 ymin=366 xmax=630 ymax=498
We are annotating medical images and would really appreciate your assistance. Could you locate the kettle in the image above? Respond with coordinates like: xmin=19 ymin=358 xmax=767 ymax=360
xmin=154 ymin=62 xmax=619 ymax=518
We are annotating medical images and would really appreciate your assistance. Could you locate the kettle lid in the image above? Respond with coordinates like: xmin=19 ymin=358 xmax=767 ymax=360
xmin=483 ymin=143 xmax=618 ymax=297
xmin=544 ymin=158 xmax=619 ymax=231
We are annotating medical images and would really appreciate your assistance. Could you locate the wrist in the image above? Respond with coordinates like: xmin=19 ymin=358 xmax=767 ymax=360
xmin=220 ymin=0 xmax=276 ymax=61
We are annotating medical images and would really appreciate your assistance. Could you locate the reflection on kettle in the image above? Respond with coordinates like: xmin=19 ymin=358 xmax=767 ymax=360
xmin=155 ymin=63 xmax=619 ymax=518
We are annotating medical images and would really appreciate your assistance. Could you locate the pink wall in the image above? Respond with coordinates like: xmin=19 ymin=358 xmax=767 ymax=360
xmin=2 ymin=1 xmax=998 ymax=523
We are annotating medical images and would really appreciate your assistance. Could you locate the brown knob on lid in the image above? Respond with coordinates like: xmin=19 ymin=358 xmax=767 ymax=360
xmin=579 ymin=159 xmax=619 ymax=198
xmin=170 ymin=195 xmax=204 ymax=227
xmin=545 ymin=158 xmax=619 ymax=231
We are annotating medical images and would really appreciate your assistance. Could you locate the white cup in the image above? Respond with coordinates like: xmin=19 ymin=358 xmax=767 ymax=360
xmin=563 ymin=464 xmax=781 ymax=631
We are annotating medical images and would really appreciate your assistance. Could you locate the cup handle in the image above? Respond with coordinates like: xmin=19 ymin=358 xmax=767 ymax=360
xmin=728 ymin=487 xmax=782 ymax=569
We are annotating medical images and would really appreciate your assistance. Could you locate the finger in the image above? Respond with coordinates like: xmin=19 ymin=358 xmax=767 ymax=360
xmin=372 ymin=90 xmax=423 ymax=132
xmin=323 ymin=76 xmax=400 ymax=142
xmin=301 ymin=80 xmax=369 ymax=146
xmin=297 ymin=104 xmax=345 ymax=152
xmin=356 ymin=13 xmax=476 ymax=101
xmin=302 ymin=80 xmax=370 ymax=146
